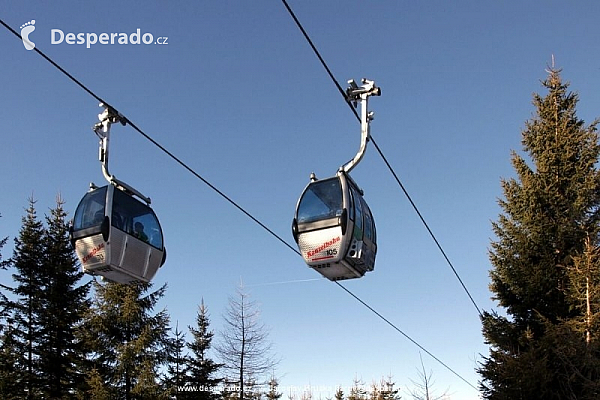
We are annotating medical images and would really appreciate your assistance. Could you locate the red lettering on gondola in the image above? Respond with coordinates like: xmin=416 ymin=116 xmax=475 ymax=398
xmin=83 ymin=243 xmax=105 ymax=263
xmin=307 ymin=236 xmax=341 ymax=259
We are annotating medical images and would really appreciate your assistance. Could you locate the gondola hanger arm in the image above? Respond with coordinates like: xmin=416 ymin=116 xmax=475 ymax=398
xmin=341 ymin=78 xmax=381 ymax=174
xmin=93 ymin=103 xmax=152 ymax=204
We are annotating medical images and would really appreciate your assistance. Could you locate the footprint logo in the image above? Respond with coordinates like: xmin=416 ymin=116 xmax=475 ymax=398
xmin=20 ymin=20 xmax=36 ymax=50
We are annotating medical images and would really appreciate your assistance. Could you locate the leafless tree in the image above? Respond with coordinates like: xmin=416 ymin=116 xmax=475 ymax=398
xmin=216 ymin=283 xmax=278 ymax=400
xmin=407 ymin=354 xmax=449 ymax=400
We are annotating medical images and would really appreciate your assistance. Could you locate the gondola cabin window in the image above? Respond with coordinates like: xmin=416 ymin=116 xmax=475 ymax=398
xmin=352 ymin=186 xmax=364 ymax=241
xmin=73 ymin=186 xmax=107 ymax=232
xmin=363 ymin=198 xmax=374 ymax=242
xmin=297 ymin=178 xmax=343 ymax=224
xmin=112 ymin=188 xmax=163 ymax=249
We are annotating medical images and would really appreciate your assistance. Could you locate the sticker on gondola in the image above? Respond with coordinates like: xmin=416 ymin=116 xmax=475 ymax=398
xmin=307 ymin=236 xmax=341 ymax=261
xmin=83 ymin=243 xmax=105 ymax=263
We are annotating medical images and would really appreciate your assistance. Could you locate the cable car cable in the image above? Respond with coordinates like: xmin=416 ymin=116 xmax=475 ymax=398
xmin=280 ymin=0 xmax=483 ymax=318
xmin=335 ymin=282 xmax=478 ymax=391
xmin=369 ymin=136 xmax=483 ymax=317
xmin=125 ymin=117 xmax=300 ymax=256
xmin=280 ymin=0 xmax=360 ymax=123
xmin=1 ymin=17 xmax=478 ymax=392
xmin=0 ymin=19 xmax=106 ymax=105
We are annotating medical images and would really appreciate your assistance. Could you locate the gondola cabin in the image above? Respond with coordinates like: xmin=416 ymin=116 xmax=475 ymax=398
xmin=71 ymin=184 xmax=166 ymax=284
xmin=292 ymin=172 xmax=376 ymax=280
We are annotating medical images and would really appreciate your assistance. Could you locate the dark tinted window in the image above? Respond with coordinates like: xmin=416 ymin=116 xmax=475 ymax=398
xmin=112 ymin=188 xmax=164 ymax=249
xmin=297 ymin=178 xmax=343 ymax=224
xmin=363 ymin=198 xmax=373 ymax=241
xmin=347 ymin=183 xmax=355 ymax=221
xmin=352 ymin=187 xmax=363 ymax=240
xmin=73 ymin=186 xmax=107 ymax=231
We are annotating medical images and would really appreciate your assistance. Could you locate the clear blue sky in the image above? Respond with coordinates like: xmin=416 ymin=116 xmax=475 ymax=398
xmin=2 ymin=1 xmax=600 ymax=398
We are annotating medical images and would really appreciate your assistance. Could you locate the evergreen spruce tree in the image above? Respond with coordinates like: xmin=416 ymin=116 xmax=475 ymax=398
xmin=187 ymin=299 xmax=223 ymax=399
xmin=0 ymin=213 xmax=19 ymax=397
xmin=265 ymin=375 xmax=282 ymax=400
xmin=371 ymin=375 xmax=400 ymax=400
xmin=37 ymin=196 xmax=90 ymax=398
xmin=85 ymin=368 xmax=111 ymax=400
xmin=479 ymin=68 xmax=600 ymax=399
xmin=0 ymin=213 xmax=10 ymax=318
xmin=347 ymin=377 xmax=367 ymax=400
xmin=8 ymin=198 xmax=46 ymax=398
xmin=164 ymin=322 xmax=189 ymax=398
xmin=540 ymin=235 xmax=600 ymax=396
xmin=566 ymin=236 xmax=600 ymax=346
xmin=0 ymin=321 xmax=23 ymax=399
xmin=334 ymin=386 xmax=344 ymax=400
xmin=244 ymin=376 xmax=262 ymax=400
xmin=82 ymin=281 xmax=171 ymax=399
